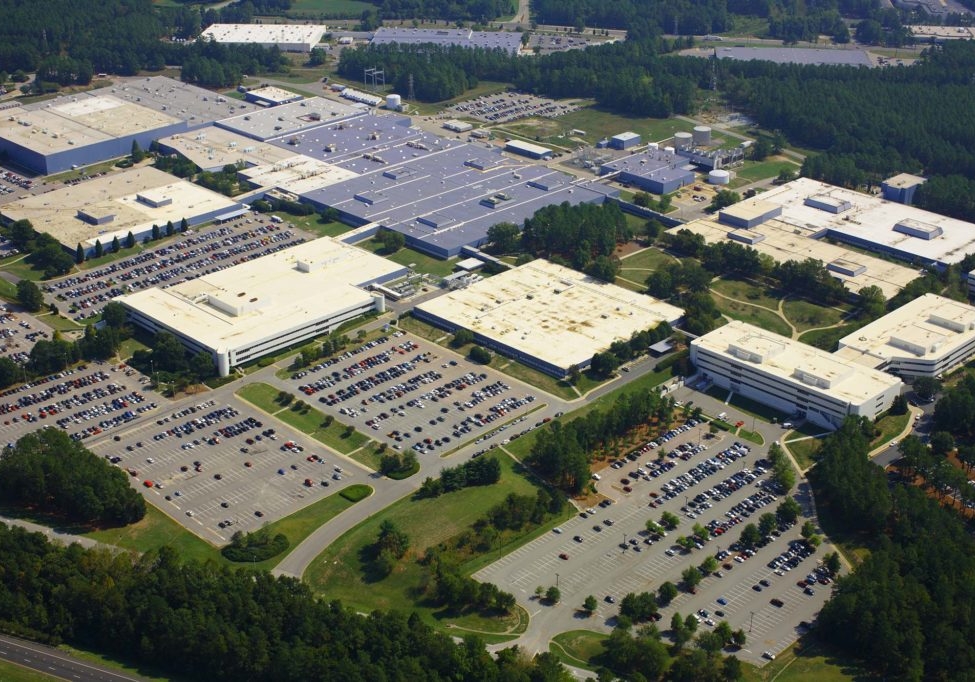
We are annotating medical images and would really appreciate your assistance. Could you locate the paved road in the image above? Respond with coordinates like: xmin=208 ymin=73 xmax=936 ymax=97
xmin=0 ymin=634 xmax=148 ymax=682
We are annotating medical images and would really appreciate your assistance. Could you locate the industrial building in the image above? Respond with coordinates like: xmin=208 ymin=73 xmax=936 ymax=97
xmin=0 ymin=167 xmax=244 ymax=256
xmin=881 ymin=173 xmax=926 ymax=205
xmin=156 ymin=126 xmax=297 ymax=172
xmin=370 ymin=27 xmax=523 ymax=55
xmin=443 ymin=120 xmax=474 ymax=133
xmin=238 ymin=154 xmax=359 ymax=195
xmin=504 ymin=139 xmax=554 ymax=160
xmin=691 ymin=321 xmax=902 ymax=429
xmin=0 ymin=77 xmax=257 ymax=175
xmin=908 ymin=25 xmax=975 ymax=41
xmin=414 ymin=260 xmax=684 ymax=378
xmin=609 ymin=132 xmax=641 ymax=150
xmin=199 ymin=23 xmax=329 ymax=52
xmin=714 ymin=46 xmax=874 ymax=67
xmin=215 ymin=97 xmax=368 ymax=141
xmin=301 ymin=141 xmax=613 ymax=258
xmin=835 ymin=294 xmax=975 ymax=378
xmin=117 ymin=238 xmax=406 ymax=376
xmin=243 ymin=86 xmax=304 ymax=107
xmin=600 ymin=148 xmax=696 ymax=194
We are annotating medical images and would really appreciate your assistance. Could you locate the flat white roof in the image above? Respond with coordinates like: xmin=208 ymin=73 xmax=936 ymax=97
xmin=909 ymin=25 xmax=975 ymax=39
xmin=200 ymin=23 xmax=328 ymax=49
xmin=679 ymin=216 xmax=920 ymax=299
xmin=239 ymin=154 xmax=359 ymax=194
xmin=247 ymin=86 xmax=302 ymax=104
xmin=416 ymin=260 xmax=684 ymax=371
xmin=836 ymin=293 xmax=975 ymax=365
xmin=157 ymin=126 xmax=296 ymax=170
xmin=0 ymin=167 xmax=240 ymax=249
xmin=694 ymin=320 xmax=901 ymax=404
xmin=735 ymin=178 xmax=975 ymax=266
xmin=0 ymin=95 xmax=180 ymax=154
xmin=505 ymin=139 xmax=552 ymax=156
xmin=215 ymin=97 xmax=366 ymax=141
xmin=117 ymin=238 xmax=402 ymax=353
xmin=884 ymin=173 xmax=926 ymax=189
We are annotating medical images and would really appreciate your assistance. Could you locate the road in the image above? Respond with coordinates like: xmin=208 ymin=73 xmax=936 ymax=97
xmin=0 ymin=634 xmax=148 ymax=682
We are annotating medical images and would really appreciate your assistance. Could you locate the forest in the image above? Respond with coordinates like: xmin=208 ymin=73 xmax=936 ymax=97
xmin=0 ymin=525 xmax=572 ymax=681
xmin=809 ymin=416 xmax=975 ymax=680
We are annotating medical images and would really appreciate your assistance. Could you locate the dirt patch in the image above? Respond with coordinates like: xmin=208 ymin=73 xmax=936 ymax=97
xmin=614 ymin=240 xmax=644 ymax=258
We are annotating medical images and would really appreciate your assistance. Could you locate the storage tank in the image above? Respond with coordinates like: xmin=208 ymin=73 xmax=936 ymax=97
xmin=674 ymin=131 xmax=693 ymax=150
xmin=386 ymin=94 xmax=402 ymax=111
xmin=693 ymin=125 xmax=712 ymax=146
xmin=708 ymin=169 xmax=731 ymax=185
xmin=648 ymin=142 xmax=659 ymax=151
xmin=664 ymin=146 xmax=676 ymax=154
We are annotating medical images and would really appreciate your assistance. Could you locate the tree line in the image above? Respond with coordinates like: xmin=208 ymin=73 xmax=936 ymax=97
xmin=0 ymin=430 xmax=146 ymax=526
xmin=0 ymin=524 xmax=573 ymax=681
xmin=810 ymin=415 xmax=975 ymax=680
xmin=416 ymin=455 xmax=502 ymax=498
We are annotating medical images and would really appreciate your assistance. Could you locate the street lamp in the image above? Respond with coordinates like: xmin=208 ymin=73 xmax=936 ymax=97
xmin=556 ymin=573 xmax=560 ymax=589
xmin=750 ymin=611 xmax=755 ymax=633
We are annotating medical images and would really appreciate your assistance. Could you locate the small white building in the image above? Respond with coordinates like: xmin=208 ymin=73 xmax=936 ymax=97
xmin=199 ymin=24 xmax=328 ymax=52
xmin=691 ymin=321 xmax=902 ymax=429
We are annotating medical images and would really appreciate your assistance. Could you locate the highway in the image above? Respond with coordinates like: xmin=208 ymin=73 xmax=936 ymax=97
xmin=0 ymin=634 xmax=148 ymax=682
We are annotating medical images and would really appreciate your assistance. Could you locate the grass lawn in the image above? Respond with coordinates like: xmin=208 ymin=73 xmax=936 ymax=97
xmin=705 ymin=385 xmax=791 ymax=424
xmin=359 ymin=241 xmax=457 ymax=277
xmin=304 ymin=453 xmax=554 ymax=634
xmin=34 ymin=312 xmax=84 ymax=332
xmin=786 ymin=437 xmax=823 ymax=470
xmin=730 ymin=158 xmax=800 ymax=186
xmin=614 ymin=276 xmax=645 ymax=292
xmin=619 ymin=246 xmax=676 ymax=272
xmin=0 ymin=277 xmax=18 ymax=302
xmin=85 ymin=486 xmax=364 ymax=572
xmin=870 ymin=413 xmax=910 ymax=449
xmin=549 ymin=630 xmax=608 ymax=672
xmin=396 ymin=315 xmax=450 ymax=343
xmin=0 ymin=659 xmax=62 ymax=681
xmin=287 ymin=0 xmax=384 ymax=16
xmin=553 ymin=106 xmax=689 ymax=147
xmin=782 ymin=299 xmax=849 ymax=334
xmin=348 ymin=442 xmax=386 ymax=471
xmin=286 ymin=213 xmax=352 ymax=238
xmin=741 ymin=636 xmax=869 ymax=682
xmin=711 ymin=277 xmax=782 ymax=310
xmin=798 ymin=322 xmax=862 ymax=352
xmin=236 ymin=382 xmax=370 ymax=457
xmin=0 ymin=259 xmax=46 ymax=282
xmin=117 ymin=338 xmax=150 ymax=361
xmin=713 ymin=293 xmax=793 ymax=337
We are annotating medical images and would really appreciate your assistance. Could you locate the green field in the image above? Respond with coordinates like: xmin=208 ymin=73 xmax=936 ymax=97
xmin=287 ymin=0 xmax=375 ymax=17
xmin=236 ymin=382 xmax=371 ymax=456
xmin=549 ymin=106 xmax=690 ymax=147
xmin=549 ymin=630 xmax=608 ymax=672
xmin=782 ymin=299 xmax=849 ymax=334
xmin=359 ymin=241 xmax=457 ymax=277
xmin=742 ymin=637 xmax=869 ymax=682
xmin=34 ymin=311 xmax=84 ymax=332
xmin=305 ymin=453 xmax=563 ymax=635
xmin=730 ymin=158 xmax=800 ymax=187
xmin=619 ymin=247 xmax=676 ymax=272
xmin=711 ymin=277 xmax=782 ymax=310
xmin=86 ymin=485 xmax=365 ymax=571
xmin=785 ymin=437 xmax=823 ymax=470
xmin=870 ymin=412 xmax=910 ymax=450
xmin=798 ymin=322 xmax=862 ymax=351
xmin=0 ymin=276 xmax=18 ymax=302
xmin=713 ymin=293 xmax=793 ymax=337
xmin=286 ymin=214 xmax=353 ymax=238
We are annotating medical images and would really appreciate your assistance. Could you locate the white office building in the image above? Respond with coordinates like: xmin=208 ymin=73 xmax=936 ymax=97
xmin=691 ymin=321 xmax=902 ymax=429
xmin=117 ymin=238 xmax=406 ymax=376
xmin=835 ymin=293 xmax=975 ymax=378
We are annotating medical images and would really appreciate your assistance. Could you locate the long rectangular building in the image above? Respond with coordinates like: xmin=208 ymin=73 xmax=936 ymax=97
xmin=117 ymin=238 xmax=406 ymax=376
xmin=691 ymin=321 xmax=902 ymax=429
xmin=835 ymin=293 xmax=975 ymax=378
xmin=415 ymin=260 xmax=684 ymax=377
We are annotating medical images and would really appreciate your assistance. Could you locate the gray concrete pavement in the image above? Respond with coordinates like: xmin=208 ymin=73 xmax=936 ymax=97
xmin=0 ymin=634 xmax=148 ymax=682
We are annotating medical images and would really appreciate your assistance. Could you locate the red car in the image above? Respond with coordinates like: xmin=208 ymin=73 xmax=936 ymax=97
xmin=142 ymin=480 xmax=154 ymax=488
xmin=558 ymin=553 xmax=569 ymax=560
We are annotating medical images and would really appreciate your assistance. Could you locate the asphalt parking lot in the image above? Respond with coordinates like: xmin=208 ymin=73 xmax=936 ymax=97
xmin=476 ymin=424 xmax=832 ymax=665
xmin=42 ymin=217 xmax=311 ymax=322
xmin=279 ymin=332 xmax=543 ymax=458
xmin=0 ymin=362 xmax=154 ymax=444
xmin=0 ymin=306 xmax=55 ymax=365
xmin=445 ymin=91 xmax=579 ymax=124
xmin=91 ymin=395 xmax=368 ymax=543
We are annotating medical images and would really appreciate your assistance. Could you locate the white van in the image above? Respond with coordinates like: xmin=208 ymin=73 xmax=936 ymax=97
xmin=591 ymin=473 xmax=601 ymax=481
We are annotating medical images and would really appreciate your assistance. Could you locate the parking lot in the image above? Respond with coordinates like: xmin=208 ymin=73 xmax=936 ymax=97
xmin=0 ymin=306 xmax=55 ymax=366
xmin=278 ymin=332 xmax=543 ymax=459
xmin=0 ymin=362 xmax=154 ymax=445
xmin=445 ymin=91 xmax=579 ymax=124
xmin=475 ymin=423 xmax=832 ymax=665
xmin=42 ymin=217 xmax=310 ymax=322
xmin=89 ymin=395 xmax=368 ymax=543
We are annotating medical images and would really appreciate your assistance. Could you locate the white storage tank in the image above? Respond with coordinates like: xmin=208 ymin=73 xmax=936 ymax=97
xmin=693 ymin=125 xmax=712 ymax=146
xmin=674 ymin=131 xmax=693 ymax=150
xmin=386 ymin=94 xmax=402 ymax=111
xmin=709 ymin=169 xmax=731 ymax=185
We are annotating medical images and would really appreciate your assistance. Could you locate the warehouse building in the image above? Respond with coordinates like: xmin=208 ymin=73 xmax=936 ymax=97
xmin=600 ymin=148 xmax=696 ymax=194
xmin=215 ymin=97 xmax=368 ymax=141
xmin=609 ymin=132 xmax=641 ymax=150
xmin=156 ymin=126 xmax=297 ymax=172
xmin=504 ymin=139 xmax=554 ymax=160
xmin=414 ymin=260 xmax=684 ymax=377
xmin=244 ymin=86 xmax=304 ymax=107
xmin=691 ymin=321 xmax=902 ymax=429
xmin=199 ymin=23 xmax=329 ymax=52
xmin=0 ymin=167 xmax=244 ymax=256
xmin=714 ymin=46 xmax=874 ymax=67
xmin=835 ymin=294 xmax=975 ymax=378
xmin=117 ymin=238 xmax=406 ymax=376
xmin=370 ymin=27 xmax=523 ymax=55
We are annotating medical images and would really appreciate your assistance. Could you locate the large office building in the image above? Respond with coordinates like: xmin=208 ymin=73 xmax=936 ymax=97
xmin=691 ymin=321 xmax=902 ymax=429
xmin=600 ymin=148 xmax=696 ymax=194
xmin=414 ymin=260 xmax=684 ymax=377
xmin=370 ymin=27 xmax=523 ymax=55
xmin=199 ymin=23 xmax=329 ymax=52
xmin=117 ymin=238 xmax=406 ymax=376
xmin=0 ymin=167 xmax=245 ymax=256
xmin=835 ymin=294 xmax=975 ymax=378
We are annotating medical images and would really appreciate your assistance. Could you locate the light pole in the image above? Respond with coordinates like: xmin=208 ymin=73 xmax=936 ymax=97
xmin=623 ymin=533 xmax=627 ymax=552
xmin=556 ymin=573 xmax=559 ymax=589
xmin=750 ymin=611 xmax=755 ymax=633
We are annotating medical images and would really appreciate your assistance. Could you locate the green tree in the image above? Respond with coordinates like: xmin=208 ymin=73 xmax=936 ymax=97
xmin=101 ymin=301 xmax=128 ymax=328
xmin=111 ymin=235 xmax=120 ymax=253
xmin=913 ymin=376 xmax=941 ymax=402
xmin=151 ymin=224 xmax=160 ymax=240
xmin=469 ymin=345 xmax=491 ymax=364
xmin=681 ymin=566 xmax=702 ymax=592
xmin=858 ymin=285 xmax=886 ymax=320
xmin=451 ymin=328 xmax=474 ymax=348
xmin=94 ymin=240 xmax=104 ymax=258
xmin=180 ymin=217 xmax=188 ymax=232
xmin=740 ymin=523 xmax=761 ymax=549
xmin=16 ymin=279 xmax=43 ymax=312
xmin=75 ymin=243 xmax=85 ymax=264
xmin=378 ymin=228 xmax=405 ymax=254
xmin=582 ymin=595 xmax=597 ymax=614
xmin=700 ymin=555 xmax=718 ymax=575
xmin=125 ymin=231 xmax=135 ymax=249
xmin=777 ymin=496 xmax=802 ymax=525
xmin=545 ymin=585 xmax=561 ymax=603
xmin=759 ymin=512 xmax=778 ymax=537
xmin=658 ymin=581 xmax=678 ymax=606
xmin=130 ymin=139 xmax=145 ymax=162
xmin=660 ymin=511 xmax=680 ymax=530
xmin=486 ymin=222 xmax=520 ymax=254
